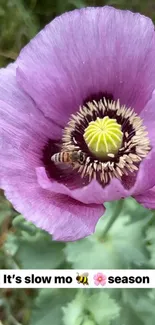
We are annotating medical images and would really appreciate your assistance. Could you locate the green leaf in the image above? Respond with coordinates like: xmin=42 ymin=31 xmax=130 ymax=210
xmin=146 ymin=225 xmax=155 ymax=267
xmin=87 ymin=291 xmax=120 ymax=325
xmin=65 ymin=199 xmax=150 ymax=269
xmin=63 ymin=291 xmax=85 ymax=325
xmin=30 ymin=289 xmax=76 ymax=325
xmin=81 ymin=320 xmax=96 ymax=325
xmin=120 ymin=289 xmax=155 ymax=325
xmin=63 ymin=290 xmax=120 ymax=325
xmin=15 ymin=230 xmax=66 ymax=269
xmin=12 ymin=215 xmax=66 ymax=269
xmin=107 ymin=289 xmax=155 ymax=325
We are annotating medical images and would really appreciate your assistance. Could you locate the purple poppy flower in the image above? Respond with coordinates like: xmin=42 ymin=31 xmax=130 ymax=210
xmin=0 ymin=6 xmax=155 ymax=241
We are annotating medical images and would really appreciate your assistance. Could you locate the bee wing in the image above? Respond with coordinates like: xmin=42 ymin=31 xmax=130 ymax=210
xmin=81 ymin=272 xmax=89 ymax=277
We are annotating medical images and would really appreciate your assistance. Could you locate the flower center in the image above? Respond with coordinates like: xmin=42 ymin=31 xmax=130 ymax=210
xmin=84 ymin=116 xmax=123 ymax=159
xmin=51 ymin=97 xmax=151 ymax=185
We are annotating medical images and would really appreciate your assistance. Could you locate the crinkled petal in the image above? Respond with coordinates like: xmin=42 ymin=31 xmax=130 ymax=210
xmin=140 ymin=90 xmax=155 ymax=147
xmin=122 ymin=91 xmax=155 ymax=195
xmin=1 ymin=176 xmax=104 ymax=241
xmin=0 ymin=64 xmax=62 ymax=186
xmin=0 ymin=98 xmax=61 ymax=194
xmin=36 ymin=166 xmax=129 ymax=204
xmin=0 ymin=63 xmax=37 ymax=115
xmin=17 ymin=7 xmax=155 ymax=128
xmin=131 ymin=93 xmax=155 ymax=206
xmin=0 ymin=63 xmax=62 ymax=140
xmin=135 ymin=187 xmax=155 ymax=209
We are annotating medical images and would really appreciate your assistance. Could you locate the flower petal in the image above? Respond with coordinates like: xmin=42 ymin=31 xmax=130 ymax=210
xmin=132 ymin=93 xmax=155 ymax=206
xmin=0 ymin=98 xmax=61 ymax=194
xmin=0 ymin=63 xmax=37 ymax=115
xmin=17 ymin=7 xmax=155 ymax=128
xmin=135 ymin=187 xmax=155 ymax=209
xmin=0 ymin=63 xmax=62 ymax=140
xmin=0 ymin=64 xmax=62 ymax=187
xmin=1 ymin=176 xmax=104 ymax=241
xmin=122 ymin=91 xmax=155 ymax=195
xmin=140 ymin=90 xmax=155 ymax=147
xmin=36 ymin=166 xmax=129 ymax=204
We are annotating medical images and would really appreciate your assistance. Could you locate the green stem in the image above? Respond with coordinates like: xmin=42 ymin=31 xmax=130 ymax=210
xmin=101 ymin=199 xmax=124 ymax=238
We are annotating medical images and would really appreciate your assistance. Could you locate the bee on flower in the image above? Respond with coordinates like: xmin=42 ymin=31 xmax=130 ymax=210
xmin=0 ymin=6 xmax=155 ymax=241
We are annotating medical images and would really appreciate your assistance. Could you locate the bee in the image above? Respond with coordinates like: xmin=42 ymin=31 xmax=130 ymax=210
xmin=51 ymin=150 xmax=86 ymax=165
xmin=76 ymin=272 xmax=89 ymax=285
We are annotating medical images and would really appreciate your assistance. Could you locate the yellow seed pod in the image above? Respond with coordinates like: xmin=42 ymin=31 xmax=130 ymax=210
xmin=84 ymin=116 xmax=123 ymax=159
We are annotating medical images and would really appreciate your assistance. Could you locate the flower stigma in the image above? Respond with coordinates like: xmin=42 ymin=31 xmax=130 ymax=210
xmin=84 ymin=116 xmax=123 ymax=159
xmin=51 ymin=98 xmax=151 ymax=185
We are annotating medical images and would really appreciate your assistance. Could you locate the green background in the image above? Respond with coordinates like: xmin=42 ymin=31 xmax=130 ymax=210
xmin=1 ymin=1 xmax=155 ymax=325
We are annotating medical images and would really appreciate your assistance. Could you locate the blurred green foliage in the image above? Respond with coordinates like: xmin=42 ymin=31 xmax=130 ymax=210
xmin=1 ymin=194 xmax=155 ymax=325
xmin=1 ymin=0 xmax=155 ymax=324
xmin=1 ymin=0 xmax=155 ymax=67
